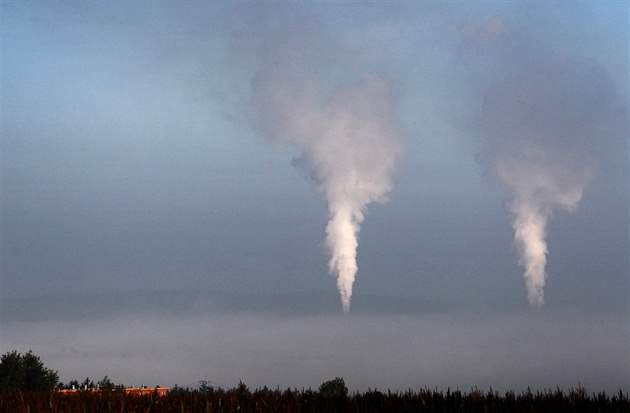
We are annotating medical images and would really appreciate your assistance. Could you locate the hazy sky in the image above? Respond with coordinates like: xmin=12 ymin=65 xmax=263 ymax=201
xmin=1 ymin=1 xmax=628 ymax=392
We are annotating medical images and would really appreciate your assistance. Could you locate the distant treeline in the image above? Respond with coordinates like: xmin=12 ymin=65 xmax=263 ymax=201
xmin=1 ymin=351 xmax=628 ymax=412
xmin=1 ymin=384 xmax=628 ymax=413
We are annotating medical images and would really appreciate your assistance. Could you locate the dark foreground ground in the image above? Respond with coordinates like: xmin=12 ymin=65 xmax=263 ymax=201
xmin=2 ymin=387 xmax=629 ymax=413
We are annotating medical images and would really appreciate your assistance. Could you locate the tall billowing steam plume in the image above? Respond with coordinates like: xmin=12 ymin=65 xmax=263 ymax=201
xmin=249 ymin=39 xmax=404 ymax=312
xmin=475 ymin=51 xmax=621 ymax=306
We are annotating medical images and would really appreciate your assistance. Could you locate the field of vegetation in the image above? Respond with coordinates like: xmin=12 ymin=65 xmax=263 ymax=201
xmin=1 ymin=385 xmax=629 ymax=413
xmin=1 ymin=351 xmax=628 ymax=412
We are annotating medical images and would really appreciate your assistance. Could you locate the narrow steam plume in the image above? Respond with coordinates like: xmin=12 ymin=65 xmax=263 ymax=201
xmin=495 ymin=151 xmax=593 ymax=306
xmin=477 ymin=58 xmax=618 ymax=306
xmin=251 ymin=70 xmax=403 ymax=313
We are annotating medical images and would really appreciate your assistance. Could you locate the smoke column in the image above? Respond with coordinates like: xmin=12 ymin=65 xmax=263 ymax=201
xmin=250 ymin=49 xmax=404 ymax=312
xmin=476 ymin=56 xmax=619 ymax=306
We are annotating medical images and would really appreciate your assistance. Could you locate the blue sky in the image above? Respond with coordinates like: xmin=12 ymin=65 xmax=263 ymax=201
xmin=1 ymin=1 xmax=628 ymax=391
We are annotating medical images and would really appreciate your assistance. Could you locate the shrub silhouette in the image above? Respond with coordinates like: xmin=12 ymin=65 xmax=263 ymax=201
xmin=319 ymin=377 xmax=348 ymax=398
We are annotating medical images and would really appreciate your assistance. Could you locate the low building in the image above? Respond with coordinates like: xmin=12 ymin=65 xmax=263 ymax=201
xmin=58 ymin=387 xmax=169 ymax=396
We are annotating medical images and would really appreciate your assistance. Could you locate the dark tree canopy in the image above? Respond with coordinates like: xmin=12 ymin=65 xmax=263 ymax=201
xmin=81 ymin=377 xmax=95 ymax=390
xmin=0 ymin=350 xmax=59 ymax=392
xmin=319 ymin=377 xmax=348 ymax=398
xmin=97 ymin=376 xmax=115 ymax=392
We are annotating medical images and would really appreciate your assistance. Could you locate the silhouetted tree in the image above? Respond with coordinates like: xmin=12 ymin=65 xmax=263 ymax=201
xmin=198 ymin=380 xmax=215 ymax=394
xmin=0 ymin=350 xmax=59 ymax=392
xmin=81 ymin=377 xmax=95 ymax=390
xmin=97 ymin=375 xmax=115 ymax=391
xmin=232 ymin=380 xmax=250 ymax=397
xmin=319 ymin=377 xmax=348 ymax=398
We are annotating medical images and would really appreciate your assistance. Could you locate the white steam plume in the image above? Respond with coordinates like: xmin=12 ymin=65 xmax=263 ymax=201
xmin=251 ymin=65 xmax=403 ymax=312
xmin=463 ymin=18 xmax=624 ymax=306
xmin=476 ymin=58 xmax=619 ymax=306
xmin=494 ymin=150 xmax=593 ymax=306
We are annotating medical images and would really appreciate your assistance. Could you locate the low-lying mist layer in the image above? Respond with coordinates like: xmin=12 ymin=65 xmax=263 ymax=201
xmin=2 ymin=304 xmax=625 ymax=393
